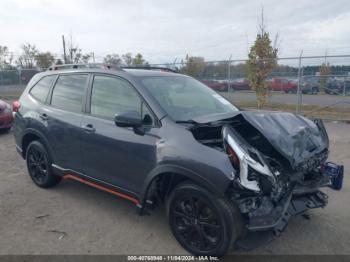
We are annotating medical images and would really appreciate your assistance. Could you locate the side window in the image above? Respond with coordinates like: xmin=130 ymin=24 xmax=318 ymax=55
xmin=91 ymin=75 xmax=142 ymax=119
xmin=30 ymin=75 xmax=57 ymax=103
xmin=51 ymin=74 xmax=88 ymax=113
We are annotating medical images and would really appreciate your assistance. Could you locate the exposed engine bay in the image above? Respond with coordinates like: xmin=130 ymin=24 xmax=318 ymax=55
xmin=189 ymin=111 xmax=343 ymax=244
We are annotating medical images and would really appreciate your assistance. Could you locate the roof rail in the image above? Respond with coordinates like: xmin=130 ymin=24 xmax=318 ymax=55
xmin=121 ymin=66 xmax=178 ymax=73
xmin=47 ymin=63 xmax=122 ymax=71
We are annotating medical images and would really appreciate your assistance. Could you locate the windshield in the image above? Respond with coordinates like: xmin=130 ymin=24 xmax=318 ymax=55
xmin=141 ymin=76 xmax=238 ymax=122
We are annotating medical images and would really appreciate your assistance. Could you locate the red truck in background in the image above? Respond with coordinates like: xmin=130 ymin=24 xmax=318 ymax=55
xmin=268 ymin=78 xmax=298 ymax=93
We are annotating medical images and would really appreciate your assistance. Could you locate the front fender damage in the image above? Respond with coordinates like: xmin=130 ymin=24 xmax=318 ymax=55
xmin=191 ymin=111 xmax=344 ymax=250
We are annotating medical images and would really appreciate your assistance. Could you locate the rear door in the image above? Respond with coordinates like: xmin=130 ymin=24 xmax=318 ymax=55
xmin=45 ymin=73 xmax=89 ymax=172
xmin=80 ymin=74 xmax=159 ymax=194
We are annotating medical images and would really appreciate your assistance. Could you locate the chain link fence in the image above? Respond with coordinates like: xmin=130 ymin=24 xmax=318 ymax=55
xmin=0 ymin=68 xmax=40 ymax=101
xmin=151 ymin=55 xmax=350 ymax=120
xmin=1 ymin=55 xmax=349 ymax=120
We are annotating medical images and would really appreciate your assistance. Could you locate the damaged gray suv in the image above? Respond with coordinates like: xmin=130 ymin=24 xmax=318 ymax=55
xmin=13 ymin=64 xmax=343 ymax=256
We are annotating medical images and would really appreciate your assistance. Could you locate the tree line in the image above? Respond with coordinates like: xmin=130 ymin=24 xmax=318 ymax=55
xmin=0 ymin=8 xmax=338 ymax=107
xmin=0 ymin=44 xmax=149 ymax=70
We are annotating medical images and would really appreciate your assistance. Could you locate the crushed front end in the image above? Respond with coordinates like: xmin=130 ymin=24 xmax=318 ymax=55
xmin=191 ymin=111 xmax=343 ymax=248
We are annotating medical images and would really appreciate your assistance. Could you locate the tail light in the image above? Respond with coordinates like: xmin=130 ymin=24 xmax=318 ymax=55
xmin=226 ymin=144 xmax=240 ymax=171
xmin=12 ymin=100 xmax=21 ymax=113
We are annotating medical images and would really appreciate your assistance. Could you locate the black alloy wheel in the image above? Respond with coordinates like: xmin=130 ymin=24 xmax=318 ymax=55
xmin=167 ymin=182 xmax=242 ymax=256
xmin=26 ymin=140 xmax=61 ymax=188
xmin=171 ymin=195 xmax=223 ymax=252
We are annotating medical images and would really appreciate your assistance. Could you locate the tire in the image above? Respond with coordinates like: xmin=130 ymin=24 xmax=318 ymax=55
xmin=26 ymin=140 xmax=61 ymax=188
xmin=166 ymin=182 xmax=243 ymax=256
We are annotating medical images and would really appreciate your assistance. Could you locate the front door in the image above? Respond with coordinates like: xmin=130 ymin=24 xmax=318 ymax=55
xmin=81 ymin=74 xmax=159 ymax=194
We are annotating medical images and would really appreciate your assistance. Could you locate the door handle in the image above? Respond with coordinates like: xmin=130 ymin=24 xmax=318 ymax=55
xmin=40 ymin=113 xmax=48 ymax=120
xmin=82 ymin=124 xmax=95 ymax=133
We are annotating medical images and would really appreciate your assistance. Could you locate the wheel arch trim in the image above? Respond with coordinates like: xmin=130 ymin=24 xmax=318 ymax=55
xmin=140 ymin=164 xmax=228 ymax=207
xmin=21 ymin=128 xmax=55 ymax=160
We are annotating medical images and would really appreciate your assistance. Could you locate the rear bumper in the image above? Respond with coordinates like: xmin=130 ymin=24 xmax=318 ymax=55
xmin=0 ymin=113 xmax=13 ymax=129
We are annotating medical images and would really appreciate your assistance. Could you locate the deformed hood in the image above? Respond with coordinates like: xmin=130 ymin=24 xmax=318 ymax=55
xmin=235 ymin=111 xmax=329 ymax=170
xmin=194 ymin=110 xmax=329 ymax=171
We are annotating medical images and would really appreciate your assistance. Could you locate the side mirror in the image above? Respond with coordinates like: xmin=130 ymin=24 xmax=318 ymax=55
xmin=114 ymin=111 xmax=142 ymax=128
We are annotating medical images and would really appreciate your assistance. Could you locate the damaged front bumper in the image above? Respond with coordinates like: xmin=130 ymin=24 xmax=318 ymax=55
xmin=246 ymin=189 xmax=327 ymax=233
xmin=244 ymin=161 xmax=343 ymax=233
xmin=235 ymin=189 xmax=329 ymax=250
xmin=233 ymin=162 xmax=344 ymax=250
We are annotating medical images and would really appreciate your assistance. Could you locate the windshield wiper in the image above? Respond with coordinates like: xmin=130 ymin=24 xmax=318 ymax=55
xmin=175 ymin=120 xmax=198 ymax=124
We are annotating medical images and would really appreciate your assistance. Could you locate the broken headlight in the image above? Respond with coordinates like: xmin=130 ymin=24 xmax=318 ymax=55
xmin=223 ymin=125 xmax=278 ymax=192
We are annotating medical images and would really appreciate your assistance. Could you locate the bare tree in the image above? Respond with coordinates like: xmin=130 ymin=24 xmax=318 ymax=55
xmin=104 ymin=54 xmax=122 ymax=65
xmin=122 ymin=53 xmax=133 ymax=66
xmin=17 ymin=43 xmax=39 ymax=68
xmin=63 ymin=33 xmax=91 ymax=63
xmin=0 ymin=45 xmax=13 ymax=69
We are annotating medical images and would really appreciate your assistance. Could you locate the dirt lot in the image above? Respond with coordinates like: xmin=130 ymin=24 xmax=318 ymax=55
xmin=0 ymin=122 xmax=349 ymax=255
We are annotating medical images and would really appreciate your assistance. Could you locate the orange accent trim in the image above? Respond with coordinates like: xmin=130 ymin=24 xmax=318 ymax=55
xmin=63 ymin=174 xmax=140 ymax=205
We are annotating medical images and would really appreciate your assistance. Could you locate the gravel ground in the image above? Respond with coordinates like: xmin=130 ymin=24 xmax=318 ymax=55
xmin=0 ymin=122 xmax=349 ymax=255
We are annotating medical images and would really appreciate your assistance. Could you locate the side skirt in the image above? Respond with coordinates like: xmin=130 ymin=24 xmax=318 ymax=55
xmin=52 ymin=164 xmax=141 ymax=206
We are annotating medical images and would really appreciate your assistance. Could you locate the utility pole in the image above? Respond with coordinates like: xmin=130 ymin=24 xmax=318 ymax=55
xmin=62 ymin=35 xmax=67 ymax=64
xmin=227 ymin=54 xmax=232 ymax=93
xmin=92 ymin=52 xmax=95 ymax=63
xmin=296 ymin=50 xmax=303 ymax=114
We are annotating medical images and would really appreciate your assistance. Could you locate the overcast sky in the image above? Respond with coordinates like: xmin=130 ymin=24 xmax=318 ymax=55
xmin=1 ymin=0 xmax=350 ymax=64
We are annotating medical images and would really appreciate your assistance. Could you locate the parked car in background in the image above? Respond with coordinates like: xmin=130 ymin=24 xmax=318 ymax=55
xmin=201 ymin=80 xmax=227 ymax=91
xmin=343 ymin=80 xmax=350 ymax=95
xmin=268 ymin=77 xmax=297 ymax=93
xmin=300 ymin=77 xmax=319 ymax=94
xmin=325 ymin=79 xmax=350 ymax=95
xmin=228 ymin=78 xmax=251 ymax=91
xmin=0 ymin=99 xmax=13 ymax=131
xmin=325 ymin=79 xmax=338 ymax=94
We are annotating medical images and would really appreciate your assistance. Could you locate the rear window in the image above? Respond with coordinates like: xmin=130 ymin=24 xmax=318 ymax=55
xmin=51 ymin=74 xmax=88 ymax=113
xmin=30 ymin=75 xmax=57 ymax=103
